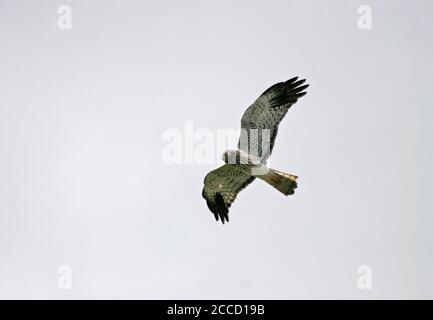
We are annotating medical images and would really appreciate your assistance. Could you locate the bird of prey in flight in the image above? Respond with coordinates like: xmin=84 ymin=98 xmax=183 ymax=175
xmin=202 ymin=77 xmax=308 ymax=224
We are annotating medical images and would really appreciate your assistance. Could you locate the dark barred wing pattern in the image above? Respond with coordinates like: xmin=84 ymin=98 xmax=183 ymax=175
xmin=202 ymin=164 xmax=255 ymax=224
xmin=238 ymin=77 xmax=309 ymax=161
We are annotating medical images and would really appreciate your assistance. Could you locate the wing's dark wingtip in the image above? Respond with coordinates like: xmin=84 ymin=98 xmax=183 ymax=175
xmin=292 ymin=84 xmax=309 ymax=94
xmin=215 ymin=192 xmax=229 ymax=225
xmin=286 ymin=76 xmax=298 ymax=84
xmin=285 ymin=77 xmax=308 ymax=88
xmin=260 ymin=76 xmax=309 ymax=98
xmin=269 ymin=77 xmax=309 ymax=107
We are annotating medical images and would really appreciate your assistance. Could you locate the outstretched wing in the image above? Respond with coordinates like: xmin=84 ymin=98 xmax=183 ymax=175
xmin=238 ymin=77 xmax=308 ymax=161
xmin=202 ymin=164 xmax=255 ymax=224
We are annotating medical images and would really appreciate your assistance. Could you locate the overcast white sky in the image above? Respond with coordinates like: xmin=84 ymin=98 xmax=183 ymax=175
xmin=0 ymin=0 xmax=432 ymax=299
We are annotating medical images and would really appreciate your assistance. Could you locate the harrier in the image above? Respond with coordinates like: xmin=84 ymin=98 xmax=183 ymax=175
xmin=202 ymin=77 xmax=308 ymax=224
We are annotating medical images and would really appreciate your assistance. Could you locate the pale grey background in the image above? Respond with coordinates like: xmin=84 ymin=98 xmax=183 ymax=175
xmin=0 ymin=0 xmax=432 ymax=299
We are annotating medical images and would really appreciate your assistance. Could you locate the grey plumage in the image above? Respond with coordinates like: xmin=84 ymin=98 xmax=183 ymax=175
xmin=202 ymin=77 xmax=308 ymax=224
xmin=239 ymin=77 xmax=308 ymax=160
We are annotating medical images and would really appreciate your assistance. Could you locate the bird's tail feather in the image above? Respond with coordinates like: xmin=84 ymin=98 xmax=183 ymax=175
xmin=256 ymin=168 xmax=298 ymax=196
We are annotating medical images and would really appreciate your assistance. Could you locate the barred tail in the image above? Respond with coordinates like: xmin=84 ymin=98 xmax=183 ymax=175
xmin=256 ymin=168 xmax=298 ymax=196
